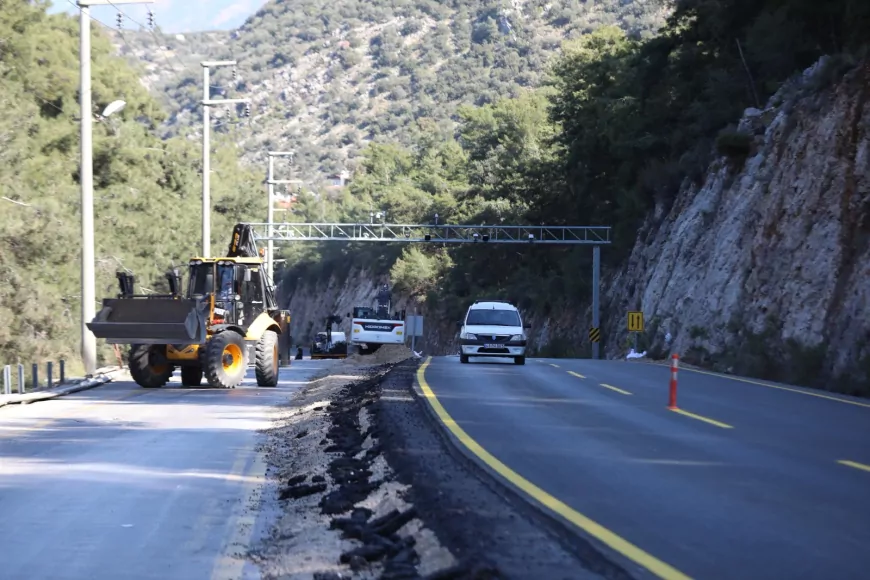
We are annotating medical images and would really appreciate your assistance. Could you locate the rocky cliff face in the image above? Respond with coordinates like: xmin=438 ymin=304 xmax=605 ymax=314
xmin=281 ymin=56 xmax=870 ymax=394
xmin=279 ymin=268 xmax=415 ymax=349
xmin=605 ymin=56 xmax=870 ymax=393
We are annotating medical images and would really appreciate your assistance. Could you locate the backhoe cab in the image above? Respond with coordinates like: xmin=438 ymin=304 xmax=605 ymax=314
xmin=87 ymin=224 xmax=292 ymax=389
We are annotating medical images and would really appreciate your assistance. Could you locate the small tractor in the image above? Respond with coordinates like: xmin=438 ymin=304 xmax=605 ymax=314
xmin=86 ymin=224 xmax=292 ymax=389
xmin=310 ymin=315 xmax=348 ymax=360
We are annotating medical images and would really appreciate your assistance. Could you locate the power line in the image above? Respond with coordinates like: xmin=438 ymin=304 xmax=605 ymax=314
xmin=106 ymin=0 xmax=229 ymax=92
xmin=64 ymin=0 xmax=251 ymax=128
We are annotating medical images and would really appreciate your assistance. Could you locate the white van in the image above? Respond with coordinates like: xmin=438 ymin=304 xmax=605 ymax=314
xmin=458 ymin=300 xmax=530 ymax=365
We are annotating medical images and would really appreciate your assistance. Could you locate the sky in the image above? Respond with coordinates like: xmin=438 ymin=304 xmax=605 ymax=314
xmin=49 ymin=0 xmax=265 ymax=34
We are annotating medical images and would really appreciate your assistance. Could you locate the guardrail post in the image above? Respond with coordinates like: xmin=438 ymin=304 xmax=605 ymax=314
xmin=60 ymin=359 xmax=66 ymax=384
xmin=32 ymin=363 xmax=39 ymax=390
xmin=18 ymin=364 xmax=25 ymax=394
xmin=47 ymin=361 xmax=53 ymax=388
xmin=3 ymin=365 xmax=10 ymax=395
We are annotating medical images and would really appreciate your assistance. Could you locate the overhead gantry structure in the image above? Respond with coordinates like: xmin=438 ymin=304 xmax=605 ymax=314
xmin=247 ymin=222 xmax=611 ymax=359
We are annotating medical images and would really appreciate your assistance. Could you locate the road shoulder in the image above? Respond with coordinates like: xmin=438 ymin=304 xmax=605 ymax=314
xmin=0 ymin=366 xmax=127 ymax=408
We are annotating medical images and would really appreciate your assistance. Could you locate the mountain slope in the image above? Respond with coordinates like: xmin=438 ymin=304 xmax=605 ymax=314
xmin=108 ymin=0 xmax=667 ymax=181
xmin=0 ymin=3 xmax=261 ymax=375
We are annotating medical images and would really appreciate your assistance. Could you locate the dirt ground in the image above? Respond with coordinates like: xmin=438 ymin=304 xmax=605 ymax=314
xmin=249 ymin=346 xmax=458 ymax=580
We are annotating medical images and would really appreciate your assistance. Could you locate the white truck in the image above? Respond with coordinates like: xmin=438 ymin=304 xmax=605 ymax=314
xmin=349 ymin=284 xmax=405 ymax=354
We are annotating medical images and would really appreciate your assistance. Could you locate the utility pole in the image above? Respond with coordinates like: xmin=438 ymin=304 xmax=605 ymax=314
xmin=592 ymin=245 xmax=600 ymax=360
xmin=265 ymin=151 xmax=295 ymax=283
xmin=77 ymin=0 xmax=153 ymax=376
xmin=201 ymin=60 xmax=249 ymax=258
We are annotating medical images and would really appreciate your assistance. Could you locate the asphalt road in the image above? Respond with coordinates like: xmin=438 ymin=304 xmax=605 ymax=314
xmin=419 ymin=356 xmax=870 ymax=580
xmin=0 ymin=360 xmax=335 ymax=580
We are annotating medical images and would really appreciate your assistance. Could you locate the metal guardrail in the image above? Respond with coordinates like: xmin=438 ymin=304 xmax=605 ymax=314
xmin=2 ymin=360 xmax=66 ymax=395
xmin=248 ymin=223 xmax=612 ymax=245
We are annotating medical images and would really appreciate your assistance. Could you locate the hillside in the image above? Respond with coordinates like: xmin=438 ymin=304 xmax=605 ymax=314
xmin=5 ymin=0 xmax=869 ymax=396
xmin=277 ymin=0 xmax=870 ymax=395
xmin=0 ymin=2 xmax=262 ymax=376
xmin=106 ymin=0 xmax=668 ymax=181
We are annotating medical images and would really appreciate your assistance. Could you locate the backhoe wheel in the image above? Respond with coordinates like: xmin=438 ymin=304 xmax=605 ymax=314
xmin=181 ymin=365 xmax=203 ymax=387
xmin=128 ymin=344 xmax=173 ymax=389
xmin=255 ymin=330 xmax=279 ymax=387
xmin=204 ymin=331 xmax=247 ymax=389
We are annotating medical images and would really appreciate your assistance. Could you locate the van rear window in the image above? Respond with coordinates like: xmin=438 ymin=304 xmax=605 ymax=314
xmin=466 ymin=309 xmax=521 ymax=326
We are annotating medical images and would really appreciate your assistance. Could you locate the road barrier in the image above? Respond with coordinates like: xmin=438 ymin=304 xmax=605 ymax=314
xmin=2 ymin=360 xmax=66 ymax=395
xmin=668 ymin=353 xmax=679 ymax=409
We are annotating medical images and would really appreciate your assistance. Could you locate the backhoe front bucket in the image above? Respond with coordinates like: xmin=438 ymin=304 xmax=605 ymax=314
xmin=87 ymin=297 xmax=208 ymax=345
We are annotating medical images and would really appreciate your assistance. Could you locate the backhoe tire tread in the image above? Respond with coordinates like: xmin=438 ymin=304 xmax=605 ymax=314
xmin=128 ymin=344 xmax=172 ymax=388
xmin=181 ymin=365 xmax=203 ymax=387
xmin=204 ymin=331 xmax=247 ymax=389
xmin=255 ymin=330 xmax=279 ymax=387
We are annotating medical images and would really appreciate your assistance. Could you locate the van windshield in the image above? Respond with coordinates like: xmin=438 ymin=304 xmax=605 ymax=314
xmin=466 ymin=309 xmax=521 ymax=327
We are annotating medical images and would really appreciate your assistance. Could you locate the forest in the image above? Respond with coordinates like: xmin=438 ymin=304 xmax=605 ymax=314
xmin=1 ymin=0 xmax=868 ymax=374
xmin=279 ymin=0 xmax=870 ymax=324
xmin=0 ymin=1 xmax=262 ymax=374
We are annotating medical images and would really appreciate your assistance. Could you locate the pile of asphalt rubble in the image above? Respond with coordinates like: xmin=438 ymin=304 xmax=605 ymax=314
xmin=274 ymin=363 xmax=499 ymax=580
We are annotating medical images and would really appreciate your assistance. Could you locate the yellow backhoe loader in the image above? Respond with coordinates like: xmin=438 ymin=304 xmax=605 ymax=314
xmin=86 ymin=224 xmax=292 ymax=389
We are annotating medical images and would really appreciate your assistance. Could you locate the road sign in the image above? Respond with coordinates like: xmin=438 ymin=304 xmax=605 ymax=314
xmin=627 ymin=311 xmax=644 ymax=332
xmin=406 ymin=315 xmax=424 ymax=337
xmin=589 ymin=327 xmax=601 ymax=343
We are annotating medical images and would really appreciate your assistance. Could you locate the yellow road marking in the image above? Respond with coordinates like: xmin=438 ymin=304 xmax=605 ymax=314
xmin=642 ymin=362 xmax=870 ymax=409
xmin=669 ymin=408 xmax=733 ymax=429
xmin=600 ymin=383 xmax=632 ymax=396
xmin=210 ymin=448 xmax=267 ymax=580
xmin=565 ymin=371 xmax=630 ymax=395
xmin=417 ymin=357 xmax=691 ymax=580
xmin=838 ymin=460 xmax=870 ymax=473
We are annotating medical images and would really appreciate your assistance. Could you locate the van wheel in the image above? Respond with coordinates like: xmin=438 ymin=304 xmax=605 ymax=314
xmin=255 ymin=330 xmax=279 ymax=387
xmin=460 ymin=354 xmax=469 ymax=364
xmin=514 ymin=356 xmax=525 ymax=365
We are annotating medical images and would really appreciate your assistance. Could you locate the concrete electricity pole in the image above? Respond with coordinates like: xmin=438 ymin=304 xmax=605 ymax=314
xmin=592 ymin=245 xmax=600 ymax=360
xmin=265 ymin=151 xmax=296 ymax=283
xmin=201 ymin=60 xmax=249 ymax=258
xmin=77 ymin=0 xmax=153 ymax=377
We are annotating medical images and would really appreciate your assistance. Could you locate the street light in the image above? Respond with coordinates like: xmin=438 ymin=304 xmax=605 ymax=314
xmin=101 ymin=100 xmax=126 ymax=118
xmin=78 ymin=0 xmax=153 ymax=377
xmin=201 ymin=60 xmax=250 ymax=258
xmin=265 ymin=151 xmax=294 ymax=282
